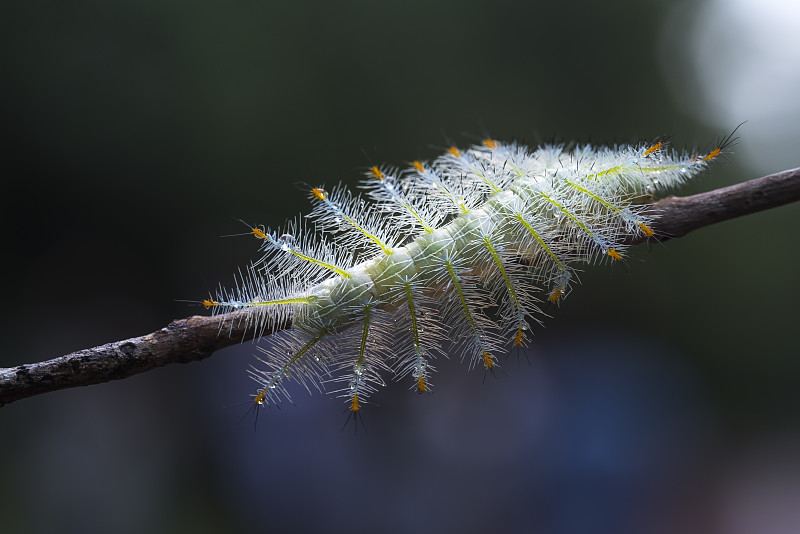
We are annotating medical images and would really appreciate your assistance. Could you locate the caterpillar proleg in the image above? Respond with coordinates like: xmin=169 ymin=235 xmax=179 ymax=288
xmin=204 ymin=137 xmax=730 ymax=416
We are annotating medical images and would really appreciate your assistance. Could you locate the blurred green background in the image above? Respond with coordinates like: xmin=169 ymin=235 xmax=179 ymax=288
xmin=3 ymin=0 xmax=799 ymax=533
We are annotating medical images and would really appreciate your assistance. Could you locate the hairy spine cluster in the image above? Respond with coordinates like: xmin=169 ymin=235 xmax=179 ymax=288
xmin=204 ymin=138 xmax=725 ymax=414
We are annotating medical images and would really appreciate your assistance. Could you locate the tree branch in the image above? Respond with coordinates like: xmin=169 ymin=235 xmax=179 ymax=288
xmin=630 ymin=167 xmax=800 ymax=244
xmin=2 ymin=167 xmax=798 ymax=406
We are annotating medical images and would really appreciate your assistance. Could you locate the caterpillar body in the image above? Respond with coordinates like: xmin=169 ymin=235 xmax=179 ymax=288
xmin=204 ymin=138 xmax=725 ymax=415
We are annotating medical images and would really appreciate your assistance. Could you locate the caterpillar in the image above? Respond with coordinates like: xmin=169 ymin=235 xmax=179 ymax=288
xmin=203 ymin=137 xmax=727 ymax=417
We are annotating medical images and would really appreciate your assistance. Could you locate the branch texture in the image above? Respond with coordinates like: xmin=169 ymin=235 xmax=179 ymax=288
xmin=2 ymin=167 xmax=798 ymax=406
xmin=632 ymin=167 xmax=800 ymax=244
xmin=0 ymin=313 xmax=276 ymax=406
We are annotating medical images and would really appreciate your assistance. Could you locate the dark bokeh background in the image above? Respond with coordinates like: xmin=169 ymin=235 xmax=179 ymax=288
xmin=3 ymin=1 xmax=799 ymax=533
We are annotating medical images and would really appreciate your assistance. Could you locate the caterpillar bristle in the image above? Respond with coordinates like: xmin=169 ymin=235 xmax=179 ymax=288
xmin=330 ymin=300 xmax=394 ymax=411
xmin=431 ymin=253 xmax=504 ymax=371
xmin=206 ymin=138 xmax=725 ymax=417
xmin=249 ymin=319 xmax=337 ymax=407
xmin=307 ymin=183 xmax=400 ymax=258
xmin=209 ymin=266 xmax=311 ymax=338
xmin=384 ymin=276 xmax=445 ymax=392
xmin=253 ymin=217 xmax=356 ymax=282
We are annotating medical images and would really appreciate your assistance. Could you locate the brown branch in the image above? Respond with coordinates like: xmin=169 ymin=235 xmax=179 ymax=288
xmin=0 ymin=313 xmax=279 ymax=407
xmin=2 ymin=167 xmax=798 ymax=406
xmin=629 ymin=167 xmax=800 ymax=244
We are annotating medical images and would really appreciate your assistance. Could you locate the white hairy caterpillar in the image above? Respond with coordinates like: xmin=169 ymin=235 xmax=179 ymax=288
xmin=204 ymin=137 xmax=728 ymax=415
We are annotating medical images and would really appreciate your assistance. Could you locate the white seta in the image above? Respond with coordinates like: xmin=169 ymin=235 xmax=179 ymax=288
xmin=204 ymin=138 xmax=725 ymax=413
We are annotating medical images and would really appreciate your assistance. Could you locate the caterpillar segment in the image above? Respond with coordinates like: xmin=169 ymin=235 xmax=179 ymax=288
xmin=205 ymin=137 xmax=731 ymax=416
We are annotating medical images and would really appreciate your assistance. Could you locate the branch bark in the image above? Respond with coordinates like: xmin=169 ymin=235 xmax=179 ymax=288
xmin=631 ymin=167 xmax=800 ymax=244
xmin=2 ymin=167 xmax=798 ymax=406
